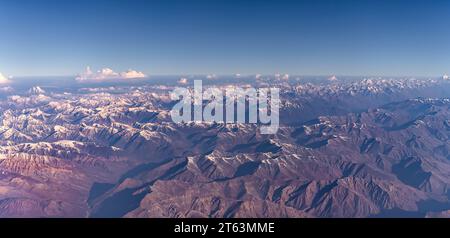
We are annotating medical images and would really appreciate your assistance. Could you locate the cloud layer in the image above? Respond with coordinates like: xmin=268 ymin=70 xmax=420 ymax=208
xmin=76 ymin=67 xmax=147 ymax=81
xmin=0 ymin=72 xmax=11 ymax=84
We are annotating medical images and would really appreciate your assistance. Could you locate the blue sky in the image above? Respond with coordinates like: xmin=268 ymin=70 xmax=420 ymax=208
xmin=1 ymin=0 xmax=450 ymax=77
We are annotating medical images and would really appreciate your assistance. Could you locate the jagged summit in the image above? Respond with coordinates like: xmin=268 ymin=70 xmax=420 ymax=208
xmin=328 ymin=75 xmax=338 ymax=81
xmin=28 ymin=86 xmax=46 ymax=95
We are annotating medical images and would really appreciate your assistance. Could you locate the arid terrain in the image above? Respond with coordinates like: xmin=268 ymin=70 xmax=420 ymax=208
xmin=0 ymin=76 xmax=449 ymax=217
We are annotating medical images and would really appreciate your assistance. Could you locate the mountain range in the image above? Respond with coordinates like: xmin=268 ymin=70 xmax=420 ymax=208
xmin=0 ymin=76 xmax=449 ymax=217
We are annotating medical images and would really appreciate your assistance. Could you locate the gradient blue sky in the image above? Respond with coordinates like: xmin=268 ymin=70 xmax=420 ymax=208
xmin=1 ymin=0 xmax=450 ymax=77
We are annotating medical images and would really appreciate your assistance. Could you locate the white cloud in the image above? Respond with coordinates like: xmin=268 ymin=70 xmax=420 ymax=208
xmin=0 ymin=72 xmax=11 ymax=84
xmin=120 ymin=70 xmax=146 ymax=79
xmin=178 ymin=77 xmax=188 ymax=84
xmin=0 ymin=86 xmax=13 ymax=93
xmin=76 ymin=66 xmax=147 ymax=82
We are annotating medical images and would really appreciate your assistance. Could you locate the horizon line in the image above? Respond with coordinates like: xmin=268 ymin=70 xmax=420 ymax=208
xmin=6 ymin=73 xmax=446 ymax=79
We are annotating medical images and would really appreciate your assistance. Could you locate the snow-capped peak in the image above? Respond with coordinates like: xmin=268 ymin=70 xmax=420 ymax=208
xmin=28 ymin=86 xmax=46 ymax=95
xmin=328 ymin=75 xmax=338 ymax=81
